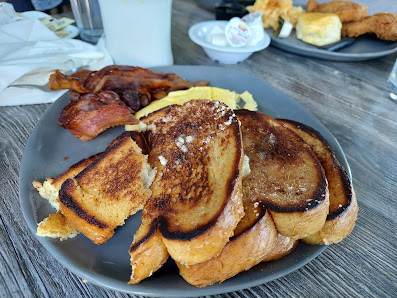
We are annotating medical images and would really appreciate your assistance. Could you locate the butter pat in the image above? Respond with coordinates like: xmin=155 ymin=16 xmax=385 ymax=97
xmin=40 ymin=16 xmax=75 ymax=38
xmin=40 ymin=16 xmax=74 ymax=32
xmin=206 ymin=24 xmax=228 ymax=46
xmin=207 ymin=33 xmax=228 ymax=46
xmin=296 ymin=13 xmax=342 ymax=46
xmin=278 ymin=20 xmax=293 ymax=38
xmin=274 ymin=16 xmax=293 ymax=38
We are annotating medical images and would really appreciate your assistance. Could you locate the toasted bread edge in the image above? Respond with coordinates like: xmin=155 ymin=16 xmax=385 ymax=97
xmin=177 ymin=204 xmax=277 ymax=287
xmin=278 ymin=119 xmax=358 ymax=244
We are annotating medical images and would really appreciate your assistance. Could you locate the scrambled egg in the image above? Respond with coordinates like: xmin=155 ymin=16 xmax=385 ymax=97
xmin=126 ymin=86 xmax=258 ymax=131
xmin=132 ymin=86 xmax=257 ymax=119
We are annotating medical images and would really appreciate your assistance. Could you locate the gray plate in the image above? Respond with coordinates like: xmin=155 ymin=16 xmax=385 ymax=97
xmin=19 ymin=65 xmax=350 ymax=297
xmin=267 ymin=28 xmax=397 ymax=62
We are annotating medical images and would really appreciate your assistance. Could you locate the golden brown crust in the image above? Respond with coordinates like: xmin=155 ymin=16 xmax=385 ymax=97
xmin=34 ymin=152 xmax=103 ymax=238
xmin=33 ymin=152 xmax=103 ymax=240
xmin=342 ymin=13 xmax=397 ymax=41
xmin=107 ymin=131 xmax=150 ymax=154
xmin=128 ymin=219 xmax=169 ymax=284
xmin=235 ymin=110 xmax=329 ymax=239
xmin=36 ymin=132 xmax=147 ymax=198
xmin=59 ymin=136 xmax=153 ymax=244
xmin=131 ymin=100 xmax=245 ymax=267
xmin=177 ymin=111 xmax=314 ymax=286
xmin=262 ymin=233 xmax=299 ymax=262
xmin=303 ymin=190 xmax=358 ymax=244
xmin=305 ymin=0 xmax=318 ymax=12
xmin=177 ymin=206 xmax=277 ymax=287
xmin=247 ymin=0 xmax=304 ymax=29
xmin=269 ymin=199 xmax=329 ymax=240
xmin=296 ymin=13 xmax=343 ymax=47
xmin=53 ymin=153 xmax=103 ymax=186
xmin=36 ymin=211 xmax=79 ymax=240
xmin=59 ymin=179 xmax=114 ymax=244
xmin=278 ymin=119 xmax=358 ymax=244
xmin=306 ymin=0 xmax=368 ymax=23
xmin=161 ymin=182 xmax=244 ymax=265
xmin=34 ymin=131 xmax=150 ymax=242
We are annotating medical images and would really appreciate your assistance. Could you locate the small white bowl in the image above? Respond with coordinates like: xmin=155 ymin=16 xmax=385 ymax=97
xmin=189 ymin=20 xmax=271 ymax=64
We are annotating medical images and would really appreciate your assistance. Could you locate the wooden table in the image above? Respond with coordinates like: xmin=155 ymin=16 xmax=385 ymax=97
xmin=1 ymin=0 xmax=396 ymax=297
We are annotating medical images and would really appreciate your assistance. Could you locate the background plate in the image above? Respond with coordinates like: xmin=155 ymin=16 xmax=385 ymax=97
xmin=267 ymin=28 xmax=397 ymax=62
xmin=19 ymin=65 xmax=349 ymax=297
xmin=266 ymin=0 xmax=397 ymax=61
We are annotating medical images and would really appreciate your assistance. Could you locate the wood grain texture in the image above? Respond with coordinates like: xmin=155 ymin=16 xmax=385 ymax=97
xmin=1 ymin=0 xmax=396 ymax=297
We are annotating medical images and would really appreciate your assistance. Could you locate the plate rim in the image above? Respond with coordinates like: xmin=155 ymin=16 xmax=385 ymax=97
xmin=265 ymin=28 xmax=397 ymax=61
xmin=19 ymin=65 xmax=343 ymax=297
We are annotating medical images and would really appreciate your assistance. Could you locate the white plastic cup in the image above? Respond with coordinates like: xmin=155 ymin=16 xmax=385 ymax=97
xmin=98 ymin=0 xmax=174 ymax=67
xmin=70 ymin=0 xmax=103 ymax=43
xmin=225 ymin=17 xmax=251 ymax=47
xmin=242 ymin=12 xmax=265 ymax=45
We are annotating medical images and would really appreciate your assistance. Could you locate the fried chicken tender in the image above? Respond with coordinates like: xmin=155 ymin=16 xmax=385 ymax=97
xmin=306 ymin=0 xmax=368 ymax=23
xmin=342 ymin=13 xmax=397 ymax=41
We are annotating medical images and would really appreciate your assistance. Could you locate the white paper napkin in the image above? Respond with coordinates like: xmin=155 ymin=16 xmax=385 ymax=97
xmin=0 ymin=3 xmax=113 ymax=106
xmin=0 ymin=2 xmax=23 ymax=25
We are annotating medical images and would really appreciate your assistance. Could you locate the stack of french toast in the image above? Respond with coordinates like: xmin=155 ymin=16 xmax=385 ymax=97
xmin=33 ymin=99 xmax=358 ymax=287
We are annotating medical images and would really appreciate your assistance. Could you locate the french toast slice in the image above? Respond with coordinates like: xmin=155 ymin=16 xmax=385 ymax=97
xmin=177 ymin=202 xmax=277 ymax=287
xmin=278 ymin=119 xmax=358 ymax=244
xmin=33 ymin=152 xmax=103 ymax=211
xmin=178 ymin=111 xmax=308 ymax=287
xmin=177 ymin=129 xmax=279 ymax=286
xmin=262 ymin=233 xmax=299 ymax=262
xmin=33 ymin=131 xmax=146 ymax=209
xmin=234 ymin=110 xmax=330 ymax=239
xmin=59 ymin=133 xmax=156 ymax=245
xmin=33 ymin=152 xmax=102 ymax=239
xmin=33 ymin=131 xmax=149 ymax=241
xmin=36 ymin=212 xmax=79 ymax=240
xmin=128 ymin=218 xmax=169 ymax=284
xmin=128 ymin=100 xmax=245 ymax=283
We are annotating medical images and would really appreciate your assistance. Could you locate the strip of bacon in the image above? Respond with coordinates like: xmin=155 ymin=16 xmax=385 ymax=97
xmin=49 ymin=66 xmax=208 ymax=95
xmin=59 ymin=94 xmax=138 ymax=141
xmin=51 ymin=65 xmax=209 ymax=141
xmin=49 ymin=70 xmax=91 ymax=93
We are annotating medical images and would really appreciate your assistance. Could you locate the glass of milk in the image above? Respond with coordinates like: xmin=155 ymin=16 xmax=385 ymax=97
xmin=98 ymin=0 xmax=174 ymax=67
